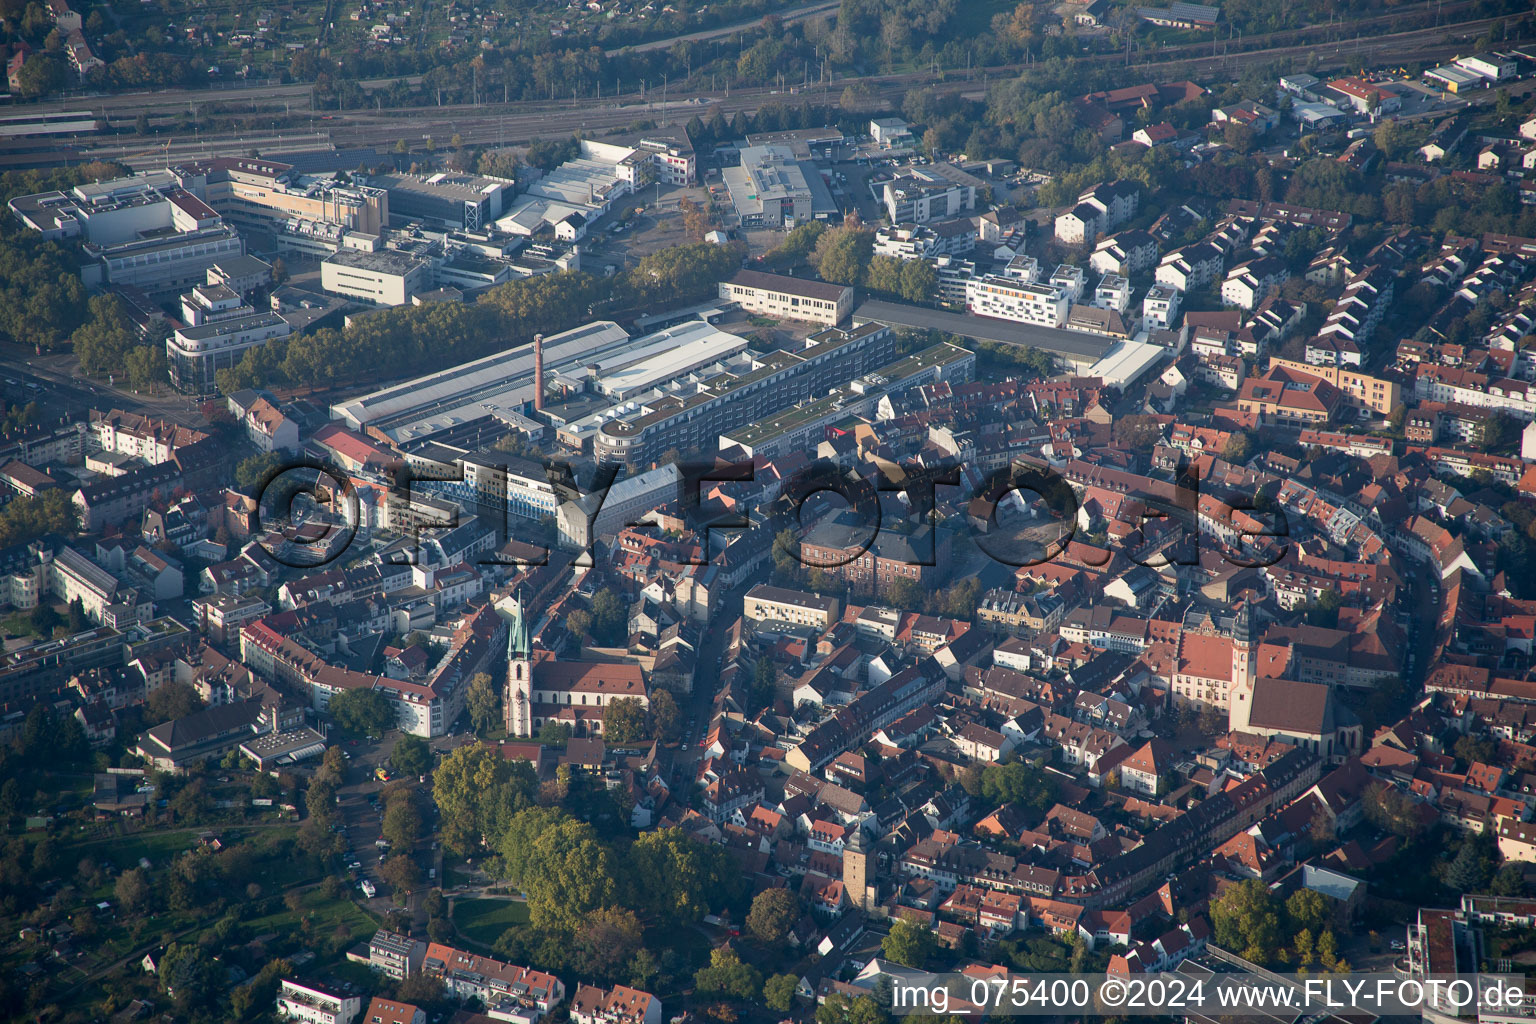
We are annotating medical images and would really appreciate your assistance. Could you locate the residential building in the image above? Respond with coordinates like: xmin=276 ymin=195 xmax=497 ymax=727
xmin=966 ymin=275 xmax=1069 ymax=327
xmin=570 ymin=985 xmax=662 ymax=1024
xmin=744 ymin=584 xmax=841 ymax=630
xmin=276 ymin=979 xmax=362 ymax=1024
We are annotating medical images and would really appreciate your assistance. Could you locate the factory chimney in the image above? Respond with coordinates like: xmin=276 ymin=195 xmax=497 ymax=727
xmin=533 ymin=333 xmax=545 ymax=413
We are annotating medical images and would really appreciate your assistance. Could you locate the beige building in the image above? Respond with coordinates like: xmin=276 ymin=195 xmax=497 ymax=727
xmin=1267 ymin=357 xmax=1401 ymax=416
xmin=321 ymin=249 xmax=433 ymax=306
xmin=719 ymin=269 xmax=852 ymax=325
xmin=743 ymin=584 xmax=840 ymax=631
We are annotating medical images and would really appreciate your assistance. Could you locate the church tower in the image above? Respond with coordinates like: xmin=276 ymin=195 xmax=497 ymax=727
xmin=1227 ymin=599 xmax=1259 ymax=732
xmin=842 ymin=824 xmax=873 ymax=911
xmin=502 ymin=592 xmax=533 ymax=738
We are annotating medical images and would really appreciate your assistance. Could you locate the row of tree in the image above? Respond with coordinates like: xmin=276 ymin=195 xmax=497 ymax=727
xmin=216 ymin=241 xmax=743 ymax=394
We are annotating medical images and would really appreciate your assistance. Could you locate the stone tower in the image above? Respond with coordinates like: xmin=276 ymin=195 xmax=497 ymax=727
xmin=842 ymin=823 xmax=872 ymax=911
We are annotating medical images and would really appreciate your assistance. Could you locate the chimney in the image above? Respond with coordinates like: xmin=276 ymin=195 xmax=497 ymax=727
xmin=533 ymin=333 xmax=545 ymax=413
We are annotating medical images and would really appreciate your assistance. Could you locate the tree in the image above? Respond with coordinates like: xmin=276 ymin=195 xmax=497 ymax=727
xmin=881 ymin=919 xmax=936 ymax=969
xmin=1294 ymin=927 xmax=1315 ymax=967
xmin=1446 ymin=840 xmax=1493 ymax=892
xmin=588 ymin=588 xmax=627 ymax=646
xmin=629 ymin=828 xmax=738 ymax=927
xmin=575 ymin=906 xmax=644 ymax=977
xmin=694 ymin=946 xmax=763 ymax=1000
xmin=746 ymin=888 xmax=799 ymax=945
xmin=466 ymin=671 xmax=502 ymax=735
xmin=538 ymin=721 xmax=572 ymax=745
xmin=16 ymin=53 xmax=64 ymax=98
xmin=1491 ymin=862 xmax=1527 ymax=897
xmin=234 ymin=451 xmax=284 ymax=493
xmin=650 ymin=689 xmax=682 ymax=743
xmin=1210 ymin=878 xmax=1283 ymax=964
xmin=810 ymin=224 xmax=874 ymax=286
xmin=115 ymin=867 xmax=150 ymax=915
xmin=158 ymin=942 xmax=219 ymax=1011
xmin=383 ymin=794 xmax=423 ymax=849
xmin=1285 ymin=888 xmax=1332 ymax=936
xmin=764 ymin=973 xmax=799 ymax=1012
xmin=379 ymin=854 xmax=420 ymax=900
xmin=328 ymin=688 xmax=397 ymax=739
xmin=499 ymin=808 xmax=618 ymax=932
xmin=1316 ymin=929 xmax=1339 ymax=970
xmin=773 ymin=528 xmax=801 ymax=578
xmin=145 ymin=681 xmax=203 ymax=725
xmin=603 ymin=697 xmax=647 ymax=743
xmin=432 ymin=743 xmax=536 ymax=855
xmin=1113 ymin=415 xmax=1164 ymax=453
xmin=1222 ymin=430 xmax=1255 ymax=464
xmin=124 ymin=344 xmax=168 ymax=391
xmin=392 ymin=734 xmax=430 ymax=777
xmin=816 ymin=993 xmax=886 ymax=1024
xmin=1362 ymin=782 xmax=1426 ymax=838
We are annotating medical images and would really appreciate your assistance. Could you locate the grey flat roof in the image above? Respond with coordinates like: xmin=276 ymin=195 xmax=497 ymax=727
xmin=853 ymin=299 xmax=1113 ymax=360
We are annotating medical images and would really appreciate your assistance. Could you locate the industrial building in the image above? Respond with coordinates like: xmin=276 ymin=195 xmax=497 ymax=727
xmin=722 ymin=144 xmax=837 ymax=228
xmin=329 ymin=321 xmax=633 ymax=444
xmin=321 ymin=248 xmax=435 ymax=306
xmin=718 ymin=270 xmax=853 ymax=326
xmin=8 ymin=171 xmax=244 ymax=295
xmin=369 ymin=172 xmax=512 ymax=231
xmin=555 ymin=463 xmax=682 ymax=551
xmin=718 ymin=342 xmax=977 ymax=459
xmin=586 ymin=321 xmax=899 ymax=467
xmin=495 ymin=136 xmax=693 ymax=237
xmin=174 ymin=156 xmax=389 ymax=256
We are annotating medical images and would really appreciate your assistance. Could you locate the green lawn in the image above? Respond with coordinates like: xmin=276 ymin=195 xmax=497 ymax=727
xmin=242 ymin=887 xmax=379 ymax=942
xmin=451 ymin=898 xmax=529 ymax=951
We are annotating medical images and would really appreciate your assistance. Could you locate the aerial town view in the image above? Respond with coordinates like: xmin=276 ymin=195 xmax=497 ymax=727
xmin=8 ymin=0 xmax=1536 ymax=1022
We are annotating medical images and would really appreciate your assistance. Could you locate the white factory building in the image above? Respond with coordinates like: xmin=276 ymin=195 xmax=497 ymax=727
xmin=329 ymin=320 xmax=632 ymax=443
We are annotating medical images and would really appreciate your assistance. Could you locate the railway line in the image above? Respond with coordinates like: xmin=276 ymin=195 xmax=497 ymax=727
xmin=3 ymin=4 xmax=1522 ymax=171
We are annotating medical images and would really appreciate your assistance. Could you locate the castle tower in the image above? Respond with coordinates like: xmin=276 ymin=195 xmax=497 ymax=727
xmin=842 ymin=824 xmax=872 ymax=912
xmin=502 ymin=592 xmax=533 ymax=737
xmin=1227 ymin=599 xmax=1259 ymax=732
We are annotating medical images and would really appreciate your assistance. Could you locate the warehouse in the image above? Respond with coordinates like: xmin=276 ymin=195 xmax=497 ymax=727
xmin=329 ymin=320 xmax=632 ymax=443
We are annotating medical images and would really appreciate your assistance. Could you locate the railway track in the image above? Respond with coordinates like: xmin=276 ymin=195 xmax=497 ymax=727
xmin=21 ymin=6 xmax=1527 ymax=168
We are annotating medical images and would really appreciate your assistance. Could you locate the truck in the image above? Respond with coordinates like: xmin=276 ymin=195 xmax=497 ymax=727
xmin=359 ymin=880 xmax=377 ymax=898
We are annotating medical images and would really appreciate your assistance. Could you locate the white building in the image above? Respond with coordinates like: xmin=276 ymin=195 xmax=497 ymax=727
xmin=719 ymin=269 xmax=853 ymax=325
xmin=933 ymin=255 xmax=976 ymax=304
xmin=1221 ymin=257 xmax=1289 ymax=309
xmin=1050 ymin=264 xmax=1087 ymax=304
xmin=321 ymin=249 xmax=433 ymax=306
xmin=966 ymin=275 xmax=1069 ymax=327
xmin=1089 ymin=230 xmax=1159 ymax=276
xmin=883 ymin=176 xmax=975 ymax=225
xmin=870 ymin=117 xmax=914 ymax=149
xmin=167 ymin=313 xmax=292 ymax=394
xmin=1094 ymin=274 xmax=1132 ymax=314
xmin=743 ymin=584 xmax=841 ymax=630
xmin=1142 ymin=284 xmax=1181 ymax=330
xmin=1054 ymin=180 xmax=1139 ymax=244
xmin=277 ymin=979 xmax=361 ymax=1024
xmin=1456 ymin=53 xmax=1517 ymax=81
xmin=1155 ymin=242 xmax=1225 ymax=292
